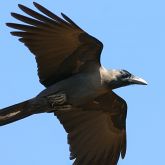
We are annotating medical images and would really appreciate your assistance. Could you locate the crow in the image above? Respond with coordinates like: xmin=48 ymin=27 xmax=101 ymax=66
xmin=0 ymin=2 xmax=147 ymax=165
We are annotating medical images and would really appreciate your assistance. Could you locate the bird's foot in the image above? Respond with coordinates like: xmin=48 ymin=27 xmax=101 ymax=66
xmin=47 ymin=93 xmax=67 ymax=107
xmin=53 ymin=105 xmax=72 ymax=111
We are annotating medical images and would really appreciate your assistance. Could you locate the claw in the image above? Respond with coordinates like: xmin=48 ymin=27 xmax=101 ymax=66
xmin=47 ymin=93 xmax=67 ymax=107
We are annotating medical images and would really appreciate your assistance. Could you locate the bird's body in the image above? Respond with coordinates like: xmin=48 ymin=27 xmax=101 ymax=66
xmin=0 ymin=2 xmax=147 ymax=165
xmin=38 ymin=65 xmax=108 ymax=106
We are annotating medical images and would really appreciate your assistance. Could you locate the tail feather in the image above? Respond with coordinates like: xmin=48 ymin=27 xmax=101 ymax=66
xmin=0 ymin=100 xmax=32 ymax=126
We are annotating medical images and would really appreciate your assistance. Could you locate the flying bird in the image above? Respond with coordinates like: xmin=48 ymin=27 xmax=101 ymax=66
xmin=0 ymin=2 xmax=147 ymax=165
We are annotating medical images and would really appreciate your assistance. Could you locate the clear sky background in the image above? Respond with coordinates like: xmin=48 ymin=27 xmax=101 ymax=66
xmin=0 ymin=0 xmax=164 ymax=165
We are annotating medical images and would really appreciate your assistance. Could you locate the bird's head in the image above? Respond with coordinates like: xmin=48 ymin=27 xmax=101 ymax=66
xmin=105 ymin=69 xmax=147 ymax=89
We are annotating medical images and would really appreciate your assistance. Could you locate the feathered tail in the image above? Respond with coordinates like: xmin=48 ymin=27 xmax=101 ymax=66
xmin=0 ymin=100 xmax=33 ymax=126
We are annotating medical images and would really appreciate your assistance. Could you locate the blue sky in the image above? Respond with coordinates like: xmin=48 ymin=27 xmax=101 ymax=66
xmin=0 ymin=0 xmax=164 ymax=165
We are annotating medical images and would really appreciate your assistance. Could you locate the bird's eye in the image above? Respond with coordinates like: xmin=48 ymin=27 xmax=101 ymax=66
xmin=121 ymin=74 xmax=127 ymax=78
xmin=122 ymin=73 xmax=130 ymax=78
xmin=121 ymin=70 xmax=131 ymax=79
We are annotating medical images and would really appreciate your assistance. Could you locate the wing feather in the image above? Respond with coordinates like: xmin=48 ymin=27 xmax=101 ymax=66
xmin=7 ymin=2 xmax=103 ymax=87
xmin=55 ymin=92 xmax=127 ymax=165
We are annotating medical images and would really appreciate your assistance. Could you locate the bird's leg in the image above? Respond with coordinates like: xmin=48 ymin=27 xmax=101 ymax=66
xmin=47 ymin=93 xmax=67 ymax=107
xmin=47 ymin=93 xmax=72 ymax=111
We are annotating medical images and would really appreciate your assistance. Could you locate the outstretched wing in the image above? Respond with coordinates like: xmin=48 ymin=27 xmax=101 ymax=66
xmin=55 ymin=92 xmax=127 ymax=165
xmin=7 ymin=2 xmax=103 ymax=87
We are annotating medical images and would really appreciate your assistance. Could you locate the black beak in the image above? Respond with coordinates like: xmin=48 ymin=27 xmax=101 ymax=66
xmin=129 ymin=76 xmax=148 ymax=85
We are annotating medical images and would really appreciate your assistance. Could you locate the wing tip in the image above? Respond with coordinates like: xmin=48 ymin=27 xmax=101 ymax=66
xmin=33 ymin=1 xmax=41 ymax=8
xmin=18 ymin=3 xmax=31 ymax=12
xmin=11 ymin=12 xmax=18 ymax=18
xmin=6 ymin=23 xmax=13 ymax=28
xmin=10 ymin=31 xmax=18 ymax=36
xmin=33 ymin=1 xmax=38 ymax=5
xmin=18 ymin=4 xmax=23 ymax=9
xmin=121 ymin=149 xmax=126 ymax=159
xmin=60 ymin=12 xmax=65 ymax=17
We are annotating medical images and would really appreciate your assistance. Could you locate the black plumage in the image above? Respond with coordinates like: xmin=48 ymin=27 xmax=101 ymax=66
xmin=1 ymin=2 xmax=147 ymax=165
